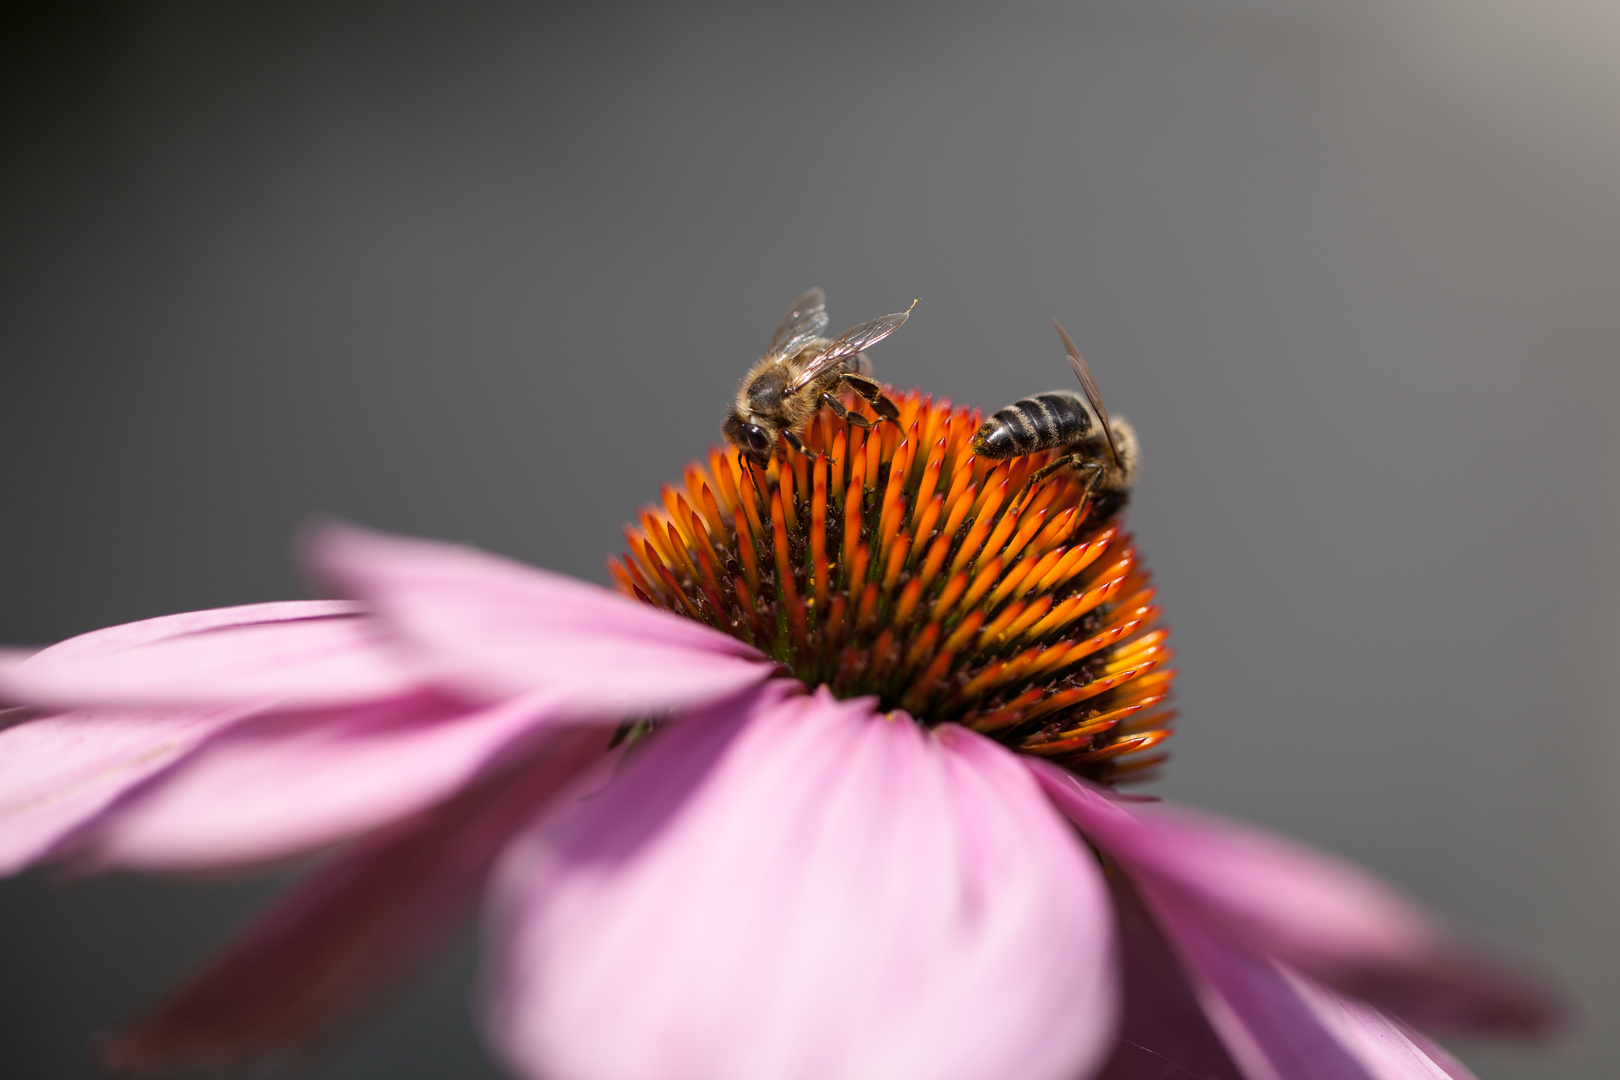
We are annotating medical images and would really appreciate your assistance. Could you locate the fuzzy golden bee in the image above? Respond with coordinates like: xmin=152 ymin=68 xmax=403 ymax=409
xmin=722 ymin=288 xmax=912 ymax=465
xmin=971 ymin=320 xmax=1140 ymax=520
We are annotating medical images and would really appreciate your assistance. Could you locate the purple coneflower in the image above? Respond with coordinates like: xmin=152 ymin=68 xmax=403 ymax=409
xmin=0 ymin=392 xmax=1557 ymax=1079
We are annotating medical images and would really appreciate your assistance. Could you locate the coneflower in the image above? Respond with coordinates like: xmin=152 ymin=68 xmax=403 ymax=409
xmin=0 ymin=388 xmax=1560 ymax=1080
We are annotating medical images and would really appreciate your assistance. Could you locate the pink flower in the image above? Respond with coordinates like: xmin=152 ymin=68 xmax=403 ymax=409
xmin=0 ymin=394 xmax=1558 ymax=1079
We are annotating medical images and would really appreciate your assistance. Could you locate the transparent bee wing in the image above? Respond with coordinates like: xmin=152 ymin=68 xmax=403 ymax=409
xmin=1054 ymin=319 xmax=1122 ymax=467
xmin=789 ymin=302 xmax=915 ymax=392
xmin=766 ymin=287 xmax=830 ymax=360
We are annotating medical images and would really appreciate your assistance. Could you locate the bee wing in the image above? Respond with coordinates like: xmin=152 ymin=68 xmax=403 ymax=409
xmin=766 ymin=287 xmax=830 ymax=360
xmin=788 ymin=303 xmax=914 ymax=392
xmin=1054 ymin=319 xmax=1122 ymax=467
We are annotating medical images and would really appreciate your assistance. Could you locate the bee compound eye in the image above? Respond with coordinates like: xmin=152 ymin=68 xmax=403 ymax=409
xmin=745 ymin=425 xmax=772 ymax=454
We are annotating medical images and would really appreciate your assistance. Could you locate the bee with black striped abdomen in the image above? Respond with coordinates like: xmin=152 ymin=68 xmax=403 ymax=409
xmin=971 ymin=321 xmax=1140 ymax=520
xmin=722 ymin=288 xmax=913 ymax=466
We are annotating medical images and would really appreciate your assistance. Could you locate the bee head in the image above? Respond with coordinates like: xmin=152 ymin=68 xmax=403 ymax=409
xmin=722 ymin=410 xmax=775 ymax=464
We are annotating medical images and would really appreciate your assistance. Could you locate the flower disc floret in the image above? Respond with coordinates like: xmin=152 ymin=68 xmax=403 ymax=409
xmin=610 ymin=390 xmax=1175 ymax=783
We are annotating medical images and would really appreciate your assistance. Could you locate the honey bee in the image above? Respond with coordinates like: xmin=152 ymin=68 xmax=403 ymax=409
xmin=722 ymin=288 xmax=912 ymax=465
xmin=971 ymin=320 xmax=1140 ymax=520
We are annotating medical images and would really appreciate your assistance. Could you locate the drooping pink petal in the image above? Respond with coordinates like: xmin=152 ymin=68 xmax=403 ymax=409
xmin=104 ymin=725 xmax=613 ymax=1073
xmin=306 ymin=524 xmax=774 ymax=710
xmin=1147 ymin=893 xmax=1481 ymax=1080
xmin=488 ymin=684 xmax=1117 ymax=1080
xmin=1034 ymin=764 xmax=1561 ymax=1037
xmin=0 ymin=601 xmax=417 ymax=709
xmin=0 ymin=705 xmax=260 ymax=874
xmin=1096 ymin=870 xmax=1244 ymax=1080
xmin=84 ymin=689 xmax=582 ymax=870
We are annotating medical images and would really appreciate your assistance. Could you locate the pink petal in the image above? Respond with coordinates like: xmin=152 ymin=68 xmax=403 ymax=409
xmin=1035 ymin=764 xmax=1561 ymax=1037
xmin=85 ymin=690 xmax=581 ymax=870
xmin=488 ymin=685 xmax=1117 ymax=1080
xmin=1148 ymin=894 xmax=1480 ymax=1080
xmin=103 ymin=725 xmax=613 ymax=1073
xmin=0 ymin=705 xmax=259 ymax=874
xmin=306 ymin=523 xmax=773 ymax=710
xmin=0 ymin=600 xmax=417 ymax=709
xmin=1096 ymin=870 xmax=1244 ymax=1080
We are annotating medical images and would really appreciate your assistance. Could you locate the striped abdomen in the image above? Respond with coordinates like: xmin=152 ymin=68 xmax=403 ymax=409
xmin=971 ymin=391 xmax=1091 ymax=459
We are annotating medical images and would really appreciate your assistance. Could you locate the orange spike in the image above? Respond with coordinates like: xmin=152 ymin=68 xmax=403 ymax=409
xmin=662 ymin=488 xmax=697 ymax=548
xmin=829 ymin=428 xmax=848 ymax=502
xmin=811 ymin=453 xmax=829 ymax=616
xmin=966 ymin=466 xmax=1007 ymax=520
xmin=902 ymin=621 xmax=940 ymax=672
xmin=643 ymin=539 xmax=703 ymax=622
xmin=684 ymin=466 xmax=723 ymax=534
xmin=698 ymin=484 xmax=728 ymax=546
xmin=959 ymin=555 xmax=1005 ymax=614
xmin=605 ymin=557 xmax=636 ymax=599
xmin=915 ymin=532 xmax=952 ymax=594
xmin=939 ymin=480 xmax=976 ymax=542
xmin=1117 ymin=706 xmax=1177 ymax=736
xmin=1035 ymin=536 xmax=1112 ymax=595
xmin=620 ymin=530 xmax=664 ymax=597
xmin=1022 ymin=572 xmax=1130 ymax=645
xmin=708 ymin=450 xmax=741 ymax=516
xmin=638 ymin=510 xmax=676 ymax=566
xmin=864 ymin=422 xmax=883 ymax=489
xmin=904 ymin=419 xmax=926 ymax=486
xmin=844 ymin=454 xmax=866 ymax=580
xmin=847 ymin=541 xmax=871 ymax=594
xmin=1079 ymin=699 xmax=1167 ymax=735
xmin=956 ymin=659 xmax=1015 ymax=705
xmin=688 ymin=535 xmax=732 ymax=631
xmin=855 ymin=580 xmax=881 ymax=631
xmin=771 ymin=488 xmax=798 ymax=610
xmin=688 ymin=508 xmax=723 ymax=576
xmin=732 ymin=506 xmax=760 ymax=593
xmin=1106 ymin=630 xmax=1172 ymax=672
xmin=941 ymin=609 xmax=987 ymax=653
xmin=910 ymin=493 xmax=944 ymax=555
xmin=664 ymin=520 xmax=701 ymax=582
xmin=985 ymin=547 xmax=1052 ymax=610
xmin=929 ymin=570 xmax=969 ymax=620
xmin=900 ymin=647 xmax=957 ymax=715
xmin=980 ymin=505 xmax=1032 ymax=569
xmin=877 ymin=442 xmax=910 ymax=567
xmin=996 ymin=594 xmax=1055 ymax=645
xmin=1008 ymin=546 xmax=1067 ymax=601
xmin=778 ymin=462 xmax=799 ymax=534
xmin=949 ymin=482 xmax=1009 ymax=576
xmin=1069 ymin=730 xmax=1172 ymax=765
xmin=882 ymin=531 xmax=912 ymax=593
xmin=976 ymin=599 xmax=1028 ymax=650
xmin=731 ymin=573 xmax=763 ymax=644
xmin=913 ymin=439 xmax=945 ymax=518
xmin=790 ymin=444 xmax=809 ymax=503
xmin=867 ymin=627 xmax=898 ymax=682
xmin=737 ymin=463 xmax=768 ymax=543
xmin=822 ymin=593 xmax=850 ymax=655
xmin=941 ymin=457 xmax=974 ymax=513
xmin=1019 ymin=718 xmax=1121 ymax=757
xmin=893 ymin=576 xmax=925 ymax=627
xmin=1027 ymin=506 xmax=1078 ymax=557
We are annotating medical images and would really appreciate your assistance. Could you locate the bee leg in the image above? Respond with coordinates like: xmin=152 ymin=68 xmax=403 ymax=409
xmin=820 ymin=392 xmax=871 ymax=429
xmin=839 ymin=374 xmax=901 ymax=424
xmin=781 ymin=429 xmax=819 ymax=461
xmin=739 ymin=453 xmax=769 ymax=506
xmin=1010 ymin=456 xmax=1100 ymax=512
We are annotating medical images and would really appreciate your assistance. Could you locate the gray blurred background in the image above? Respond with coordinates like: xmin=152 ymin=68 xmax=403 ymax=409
xmin=2 ymin=1 xmax=1616 ymax=1076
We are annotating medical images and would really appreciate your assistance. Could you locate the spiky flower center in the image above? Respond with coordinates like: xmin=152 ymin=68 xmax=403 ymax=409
xmin=609 ymin=391 xmax=1175 ymax=784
